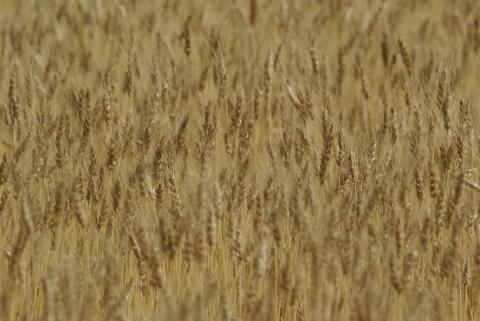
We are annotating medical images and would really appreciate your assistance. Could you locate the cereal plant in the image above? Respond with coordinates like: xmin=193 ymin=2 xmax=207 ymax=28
xmin=1 ymin=1 xmax=480 ymax=320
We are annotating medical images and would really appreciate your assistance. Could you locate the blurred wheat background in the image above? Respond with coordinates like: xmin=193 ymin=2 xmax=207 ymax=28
xmin=1 ymin=0 xmax=480 ymax=320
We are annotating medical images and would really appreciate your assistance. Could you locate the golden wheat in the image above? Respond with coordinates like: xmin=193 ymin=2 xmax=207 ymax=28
xmin=1 ymin=1 xmax=480 ymax=321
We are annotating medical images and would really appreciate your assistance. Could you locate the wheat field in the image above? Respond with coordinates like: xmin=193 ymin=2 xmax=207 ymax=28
xmin=1 ymin=0 xmax=480 ymax=320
